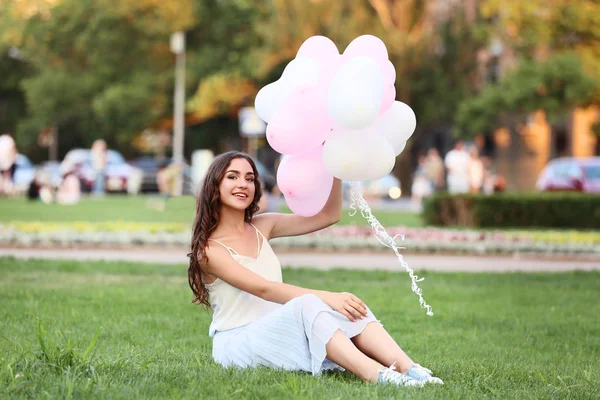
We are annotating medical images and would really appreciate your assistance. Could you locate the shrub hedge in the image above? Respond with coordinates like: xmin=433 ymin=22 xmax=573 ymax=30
xmin=422 ymin=192 xmax=600 ymax=229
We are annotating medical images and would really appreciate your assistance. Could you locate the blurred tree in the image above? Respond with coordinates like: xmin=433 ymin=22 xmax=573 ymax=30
xmin=0 ymin=0 xmax=51 ymax=141
xmin=185 ymin=1 xmax=263 ymax=125
xmin=2 ymin=0 xmax=261 ymax=160
xmin=187 ymin=0 xmax=486 ymax=195
xmin=480 ymin=0 xmax=600 ymax=83
xmin=0 ymin=46 xmax=33 ymax=136
xmin=456 ymin=0 xmax=600 ymax=138
xmin=456 ymin=52 xmax=598 ymax=136
xmin=187 ymin=1 xmax=389 ymax=123
xmin=366 ymin=1 xmax=488 ymax=193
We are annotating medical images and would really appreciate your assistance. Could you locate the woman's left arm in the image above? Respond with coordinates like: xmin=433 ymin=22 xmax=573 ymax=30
xmin=254 ymin=178 xmax=342 ymax=239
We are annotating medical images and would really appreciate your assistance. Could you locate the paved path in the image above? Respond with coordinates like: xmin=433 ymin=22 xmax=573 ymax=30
xmin=1 ymin=247 xmax=598 ymax=272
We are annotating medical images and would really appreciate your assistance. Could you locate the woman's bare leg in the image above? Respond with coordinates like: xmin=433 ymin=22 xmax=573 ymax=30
xmin=351 ymin=322 xmax=415 ymax=373
xmin=325 ymin=330 xmax=383 ymax=382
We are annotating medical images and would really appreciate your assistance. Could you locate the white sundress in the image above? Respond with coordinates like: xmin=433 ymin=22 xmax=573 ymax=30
xmin=208 ymin=224 xmax=381 ymax=375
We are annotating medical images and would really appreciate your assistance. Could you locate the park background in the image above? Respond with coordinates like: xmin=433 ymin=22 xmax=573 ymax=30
xmin=1 ymin=1 xmax=599 ymax=399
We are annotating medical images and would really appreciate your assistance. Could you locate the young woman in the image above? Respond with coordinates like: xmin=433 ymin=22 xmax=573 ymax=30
xmin=188 ymin=151 xmax=443 ymax=387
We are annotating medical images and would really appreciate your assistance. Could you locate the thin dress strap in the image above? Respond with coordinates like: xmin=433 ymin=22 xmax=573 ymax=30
xmin=249 ymin=223 xmax=267 ymax=240
xmin=249 ymin=223 xmax=265 ymax=256
xmin=207 ymin=239 xmax=239 ymax=257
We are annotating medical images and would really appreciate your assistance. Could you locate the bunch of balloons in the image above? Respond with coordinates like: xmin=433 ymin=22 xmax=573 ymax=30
xmin=256 ymin=35 xmax=416 ymax=217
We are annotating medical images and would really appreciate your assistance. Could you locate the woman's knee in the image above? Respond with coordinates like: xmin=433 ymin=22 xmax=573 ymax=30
xmin=294 ymin=293 xmax=324 ymax=308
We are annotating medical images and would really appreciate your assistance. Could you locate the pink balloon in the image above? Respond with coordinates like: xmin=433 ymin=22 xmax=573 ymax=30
xmin=277 ymin=153 xmax=334 ymax=217
xmin=297 ymin=36 xmax=339 ymax=60
xmin=266 ymin=87 xmax=333 ymax=155
xmin=319 ymin=54 xmax=343 ymax=85
xmin=379 ymin=84 xmax=396 ymax=114
xmin=297 ymin=36 xmax=342 ymax=87
xmin=382 ymin=60 xmax=396 ymax=85
xmin=343 ymin=35 xmax=389 ymax=61
xmin=343 ymin=35 xmax=396 ymax=85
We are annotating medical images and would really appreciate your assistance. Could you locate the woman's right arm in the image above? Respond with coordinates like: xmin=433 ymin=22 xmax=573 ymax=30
xmin=205 ymin=245 xmax=367 ymax=321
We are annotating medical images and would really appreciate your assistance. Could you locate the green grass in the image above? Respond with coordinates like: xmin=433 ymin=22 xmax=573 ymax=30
xmin=0 ymin=196 xmax=197 ymax=224
xmin=1 ymin=258 xmax=598 ymax=399
xmin=280 ymin=204 xmax=423 ymax=228
xmin=0 ymin=196 xmax=423 ymax=227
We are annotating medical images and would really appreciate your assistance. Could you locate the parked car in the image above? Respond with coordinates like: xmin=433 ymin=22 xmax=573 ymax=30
xmin=60 ymin=149 xmax=143 ymax=194
xmin=131 ymin=156 xmax=193 ymax=195
xmin=364 ymin=174 xmax=403 ymax=200
xmin=342 ymin=174 xmax=402 ymax=200
xmin=12 ymin=154 xmax=36 ymax=193
xmin=536 ymin=157 xmax=600 ymax=193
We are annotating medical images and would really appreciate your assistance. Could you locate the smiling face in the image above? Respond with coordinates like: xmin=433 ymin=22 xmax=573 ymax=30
xmin=218 ymin=157 xmax=257 ymax=212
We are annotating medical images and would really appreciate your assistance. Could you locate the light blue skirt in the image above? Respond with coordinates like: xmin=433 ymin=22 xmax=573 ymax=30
xmin=212 ymin=294 xmax=380 ymax=375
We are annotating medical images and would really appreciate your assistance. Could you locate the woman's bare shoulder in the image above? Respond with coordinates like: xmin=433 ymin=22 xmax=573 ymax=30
xmin=249 ymin=216 xmax=273 ymax=239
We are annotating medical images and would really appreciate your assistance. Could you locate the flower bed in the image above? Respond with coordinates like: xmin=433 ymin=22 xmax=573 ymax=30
xmin=1 ymin=222 xmax=598 ymax=257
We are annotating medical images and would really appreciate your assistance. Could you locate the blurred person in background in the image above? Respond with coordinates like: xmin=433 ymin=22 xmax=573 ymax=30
xmin=56 ymin=161 xmax=81 ymax=205
xmin=148 ymin=160 xmax=183 ymax=211
xmin=27 ymin=168 xmax=53 ymax=204
xmin=411 ymin=154 xmax=433 ymax=207
xmin=423 ymin=148 xmax=445 ymax=191
xmin=91 ymin=139 xmax=107 ymax=196
xmin=444 ymin=140 xmax=469 ymax=194
xmin=0 ymin=133 xmax=18 ymax=196
xmin=481 ymin=156 xmax=507 ymax=194
xmin=467 ymin=146 xmax=484 ymax=194
xmin=157 ymin=160 xmax=183 ymax=198
xmin=26 ymin=171 xmax=41 ymax=201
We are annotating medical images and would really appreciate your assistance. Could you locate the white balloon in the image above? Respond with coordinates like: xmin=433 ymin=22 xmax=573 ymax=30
xmin=394 ymin=140 xmax=407 ymax=156
xmin=255 ymin=58 xmax=321 ymax=123
xmin=322 ymin=128 xmax=396 ymax=181
xmin=327 ymin=56 xmax=383 ymax=130
xmin=255 ymin=83 xmax=280 ymax=123
xmin=374 ymin=101 xmax=416 ymax=155
xmin=281 ymin=57 xmax=320 ymax=87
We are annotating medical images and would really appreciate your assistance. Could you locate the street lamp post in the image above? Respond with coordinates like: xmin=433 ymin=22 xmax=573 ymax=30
xmin=170 ymin=32 xmax=186 ymax=196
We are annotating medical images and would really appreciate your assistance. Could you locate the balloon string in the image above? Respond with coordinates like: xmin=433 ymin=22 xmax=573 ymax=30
xmin=349 ymin=182 xmax=434 ymax=316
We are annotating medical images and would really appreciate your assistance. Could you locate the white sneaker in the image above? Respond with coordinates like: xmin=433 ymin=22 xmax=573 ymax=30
xmin=415 ymin=364 xmax=432 ymax=374
xmin=406 ymin=364 xmax=444 ymax=385
xmin=377 ymin=363 xmax=424 ymax=387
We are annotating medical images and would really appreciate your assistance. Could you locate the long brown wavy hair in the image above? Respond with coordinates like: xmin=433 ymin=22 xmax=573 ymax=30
xmin=188 ymin=151 xmax=263 ymax=308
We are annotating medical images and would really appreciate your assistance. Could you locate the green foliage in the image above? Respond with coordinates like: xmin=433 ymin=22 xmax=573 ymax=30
xmin=482 ymin=0 xmax=600 ymax=85
xmin=592 ymin=122 xmax=600 ymax=138
xmin=15 ymin=0 xmax=171 ymax=152
xmin=457 ymin=0 xmax=600 ymax=139
xmin=402 ymin=12 xmax=489 ymax=128
xmin=1 ymin=258 xmax=599 ymax=398
xmin=423 ymin=192 xmax=600 ymax=229
xmin=0 ymin=46 xmax=33 ymax=134
xmin=3 ymin=0 xmax=599 ymax=159
xmin=456 ymin=53 xmax=599 ymax=137
xmin=5 ymin=0 xmax=262 ymax=157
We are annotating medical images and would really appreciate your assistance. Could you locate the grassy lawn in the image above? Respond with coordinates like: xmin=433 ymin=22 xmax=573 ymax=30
xmin=1 ymin=258 xmax=598 ymax=399
xmin=0 ymin=196 xmax=423 ymax=227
